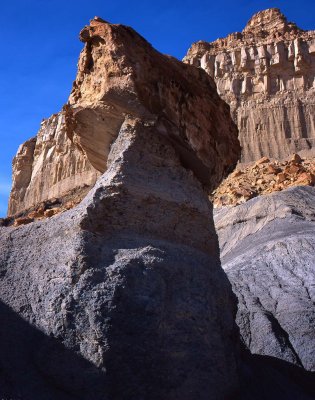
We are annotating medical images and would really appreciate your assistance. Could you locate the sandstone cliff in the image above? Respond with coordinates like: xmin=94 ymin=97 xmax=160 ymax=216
xmin=67 ymin=17 xmax=240 ymax=190
xmin=185 ymin=8 xmax=315 ymax=162
xmin=8 ymin=112 xmax=100 ymax=216
xmin=8 ymin=16 xmax=240 ymax=218
xmin=0 ymin=18 xmax=241 ymax=399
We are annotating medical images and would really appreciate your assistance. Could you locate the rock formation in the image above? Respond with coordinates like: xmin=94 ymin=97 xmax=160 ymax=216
xmin=185 ymin=8 xmax=315 ymax=162
xmin=8 ymin=17 xmax=240 ymax=219
xmin=8 ymin=112 xmax=100 ymax=216
xmin=214 ymin=186 xmax=315 ymax=372
xmin=0 ymin=18 xmax=241 ymax=399
xmin=213 ymin=154 xmax=315 ymax=207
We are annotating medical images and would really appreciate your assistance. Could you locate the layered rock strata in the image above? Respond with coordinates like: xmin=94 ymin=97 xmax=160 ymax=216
xmin=8 ymin=112 xmax=100 ymax=216
xmin=0 ymin=18 xmax=241 ymax=399
xmin=185 ymin=8 xmax=315 ymax=162
xmin=67 ymin=17 xmax=240 ymax=191
xmin=214 ymin=186 xmax=315 ymax=371
xmin=8 ymin=16 xmax=240 ymax=218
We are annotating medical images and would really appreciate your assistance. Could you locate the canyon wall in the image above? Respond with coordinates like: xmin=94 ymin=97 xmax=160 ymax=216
xmin=185 ymin=8 xmax=315 ymax=162
xmin=8 ymin=112 xmax=100 ymax=216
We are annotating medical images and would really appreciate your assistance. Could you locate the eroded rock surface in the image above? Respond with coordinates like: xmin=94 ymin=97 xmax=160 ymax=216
xmin=214 ymin=186 xmax=315 ymax=372
xmin=185 ymin=8 xmax=315 ymax=162
xmin=8 ymin=17 xmax=240 ymax=219
xmin=0 ymin=19 xmax=241 ymax=400
xmin=213 ymin=154 xmax=315 ymax=207
xmin=67 ymin=17 xmax=240 ymax=191
xmin=0 ymin=120 xmax=240 ymax=400
xmin=8 ymin=112 xmax=100 ymax=216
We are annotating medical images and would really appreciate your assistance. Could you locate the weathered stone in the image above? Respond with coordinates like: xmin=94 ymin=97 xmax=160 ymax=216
xmin=0 ymin=119 xmax=240 ymax=399
xmin=184 ymin=8 xmax=315 ymax=162
xmin=212 ymin=155 xmax=315 ymax=207
xmin=0 ymin=18 xmax=241 ymax=400
xmin=8 ymin=112 xmax=100 ymax=217
xmin=67 ymin=17 xmax=240 ymax=192
xmin=214 ymin=186 xmax=315 ymax=371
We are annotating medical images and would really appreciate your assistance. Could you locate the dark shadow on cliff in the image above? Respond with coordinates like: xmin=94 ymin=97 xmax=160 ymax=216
xmin=0 ymin=300 xmax=106 ymax=400
xmin=0 ymin=300 xmax=315 ymax=400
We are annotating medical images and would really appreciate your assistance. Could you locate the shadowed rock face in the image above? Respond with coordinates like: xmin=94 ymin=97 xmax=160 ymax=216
xmin=185 ymin=8 xmax=315 ymax=162
xmin=1 ymin=19 xmax=241 ymax=400
xmin=214 ymin=186 xmax=315 ymax=372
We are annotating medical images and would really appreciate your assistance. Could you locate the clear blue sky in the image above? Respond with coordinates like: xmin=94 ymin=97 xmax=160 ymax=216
xmin=1 ymin=0 xmax=314 ymax=217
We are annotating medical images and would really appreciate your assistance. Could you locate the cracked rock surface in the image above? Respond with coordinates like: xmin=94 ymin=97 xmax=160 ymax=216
xmin=215 ymin=186 xmax=315 ymax=371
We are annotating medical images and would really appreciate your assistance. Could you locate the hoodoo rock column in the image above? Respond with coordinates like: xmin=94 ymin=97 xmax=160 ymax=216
xmin=1 ymin=18 xmax=241 ymax=399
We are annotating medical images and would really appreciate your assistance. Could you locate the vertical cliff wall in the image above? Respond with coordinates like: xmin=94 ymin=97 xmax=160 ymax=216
xmin=185 ymin=8 xmax=315 ymax=162
xmin=8 ymin=112 xmax=100 ymax=216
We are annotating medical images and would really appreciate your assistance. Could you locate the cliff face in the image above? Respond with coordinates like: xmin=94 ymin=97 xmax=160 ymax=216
xmin=8 ymin=17 xmax=240 ymax=218
xmin=67 ymin=17 xmax=240 ymax=191
xmin=8 ymin=112 xmax=100 ymax=216
xmin=185 ymin=8 xmax=315 ymax=162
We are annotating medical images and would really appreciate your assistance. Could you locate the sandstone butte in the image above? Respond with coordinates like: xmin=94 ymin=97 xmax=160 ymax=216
xmin=7 ymin=8 xmax=315 ymax=221
xmin=0 ymin=17 xmax=242 ymax=400
xmin=184 ymin=8 xmax=315 ymax=163
xmin=7 ymin=17 xmax=239 ymax=219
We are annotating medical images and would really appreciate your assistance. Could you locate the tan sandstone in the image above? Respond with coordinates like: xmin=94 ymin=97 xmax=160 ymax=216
xmin=184 ymin=8 xmax=315 ymax=162
xmin=8 ymin=112 xmax=100 ymax=217
xmin=213 ymin=154 xmax=315 ymax=207
xmin=67 ymin=17 xmax=240 ymax=191
xmin=8 ymin=17 xmax=240 ymax=219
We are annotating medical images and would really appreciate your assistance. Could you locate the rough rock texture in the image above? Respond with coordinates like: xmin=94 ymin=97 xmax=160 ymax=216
xmin=8 ymin=16 xmax=240 ymax=219
xmin=0 ymin=120 xmax=240 ymax=400
xmin=0 ymin=18 xmax=242 ymax=400
xmin=8 ymin=112 xmax=100 ymax=216
xmin=67 ymin=17 xmax=240 ymax=191
xmin=214 ymin=186 xmax=315 ymax=372
xmin=213 ymin=154 xmax=315 ymax=207
xmin=185 ymin=8 xmax=315 ymax=162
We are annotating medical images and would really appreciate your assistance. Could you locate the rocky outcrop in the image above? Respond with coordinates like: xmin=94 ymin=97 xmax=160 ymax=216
xmin=213 ymin=154 xmax=315 ymax=207
xmin=0 ymin=18 xmax=241 ymax=399
xmin=8 ymin=16 xmax=240 ymax=219
xmin=8 ymin=112 xmax=100 ymax=216
xmin=67 ymin=17 xmax=240 ymax=191
xmin=214 ymin=186 xmax=315 ymax=372
xmin=185 ymin=8 xmax=315 ymax=162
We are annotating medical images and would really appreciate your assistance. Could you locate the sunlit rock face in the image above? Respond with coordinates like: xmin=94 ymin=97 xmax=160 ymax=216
xmin=67 ymin=17 xmax=240 ymax=190
xmin=185 ymin=8 xmax=315 ymax=162
xmin=8 ymin=112 xmax=100 ymax=216
xmin=8 ymin=16 xmax=240 ymax=219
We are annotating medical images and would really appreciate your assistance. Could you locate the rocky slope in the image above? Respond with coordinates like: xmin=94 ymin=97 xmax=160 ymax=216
xmin=213 ymin=154 xmax=315 ymax=207
xmin=214 ymin=186 xmax=315 ymax=372
xmin=0 ymin=18 xmax=241 ymax=400
xmin=8 ymin=112 xmax=100 ymax=216
xmin=185 ymin=8 xmax=315 ymax=162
